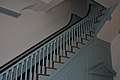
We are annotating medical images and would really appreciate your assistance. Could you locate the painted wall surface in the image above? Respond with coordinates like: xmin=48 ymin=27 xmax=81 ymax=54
xmin=0 ymin=0 xmax=88 ymax=66
xmin=111 ymin=34 xmax=120 ymax=80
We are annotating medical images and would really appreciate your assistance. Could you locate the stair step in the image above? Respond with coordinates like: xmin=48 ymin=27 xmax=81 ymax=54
xmin=38 ymin=73 xmax=50 ymax=76
xmin=46 ymin=67 xmax=57 ymax=70
xmin=72 ymin=46 xmax=81 ymax=49
xmin=66 ymin=50 xmax=75 ymax=54
xmin=60 ymin=55 xmax=70 ymax=58
xmin=53 ymin=61 xmax=64 ymax=64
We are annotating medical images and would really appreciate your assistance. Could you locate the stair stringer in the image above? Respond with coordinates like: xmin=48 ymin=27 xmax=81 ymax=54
xmin=49 ymin=36 xmax=95 ymax=80
xmin=49 ymin=37 xmax=115 ymax=80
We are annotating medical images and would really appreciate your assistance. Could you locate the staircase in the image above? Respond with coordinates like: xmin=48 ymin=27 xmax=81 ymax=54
xmin=0 ymin=0 xmax=118 ymax=80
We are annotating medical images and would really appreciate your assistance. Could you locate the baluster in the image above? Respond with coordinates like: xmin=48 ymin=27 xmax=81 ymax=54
xmin=71 ymin=27 xmax=74 ymax=47
xmin=85 ymin=20 xmax=87 ymax=35
xmin=45 ymin=46 xmax=48 ymax=74
xmin=68 ymin=29 xmax=71 ymax=51
xmin=39 ymin=49 xmax=42 ymax=74
xmin=20 ymin=62 xmax=23 ymax=80
xmin=79 ymin=24 xmax=82 ymax=39
xmin=66 ymin=31 xmax=69 ymax=51
xmin=6 ymin=72 xmax=8 ymax=80
xmin=63 ymin=34 xmax=65 ymax=56
xmin=58 ymin=37 xmax=61 ymax=60
xmin=35 ymin=53 xmax=38 ymax=79
xmin=52 ymin=41 xmax=55 ymax=62
xmin=76 ymin=25 xmax=79 ymax=42
xmin=55 ymin=40 xmax=57 ymax=61
xmin=13 ymin=66 xmax=16 ymax=80
xmin=27 ymin=57 xmax=30 ymax=80
xmin=0 ymin=73 xmax=2 ymax=80
xmin=83 ymin=20 xmax=86 ymax=38
xmin=6 ymin=71 xmax=8 ymax=80
xmin=15 ymin=65 xmax=18 ymax=80
xmin=36 ymin=52 xmax=38 ymax=78
xmin=46 ymin=45 xmax=49 ymax=67
xmin=56 ymin=38 xmax=59 ymax=61
xmin=60 ymin=35 xmax=63 ymax=56
xmin=86 ymin=19 xmax=89 ymax=35
xmin=33 ymin=53 xmax=36 ymax=80
xmin=49 ymin=43 xmax=53 ymax=68
xmin=42 ymin=47 xmax=45 ymax=74
xmin=2 ymin=73 xmax=6 ymax=80
xmin=92 ymin=19 xmax=94 ymax=32
xmin=81 ymin=21 xmax=84 ymax=38
xmin=17 ymin=65 xmax=20 ymax=80
xmin=48 ymin=43 xmax=52 ymax=67
xmin=79 ymin=24 xmax=81 ymax=40
xmin=86 ymin=19 xmax=88 ymax=35
xmin=90 ymin=20 xmax=92 ymax=32
xmin=25 ymin=59 xmax=28 ymax=80
xmin=74 ymin=27 xmax=76 ymax=46
xmin=32 ymin=55 xmax=34 ymax=79
xmin=29 ymin=56 xmax=32 ymax=80
xmin=7 ymin=70 xmax=11 ymax=80
xmin=88 ymin=20 xmax=90 ymax=34
xmin=19 ymin=62 xmax=22 ymax=80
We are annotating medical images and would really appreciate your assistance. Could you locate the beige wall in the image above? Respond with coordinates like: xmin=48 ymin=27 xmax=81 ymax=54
xmin=0 ymin=0 xmax=88 ymax=66
xmin=111 ymin=34 xmax=120 ymax=80
xmin=97 ymin=2 xmax=120 ymax=43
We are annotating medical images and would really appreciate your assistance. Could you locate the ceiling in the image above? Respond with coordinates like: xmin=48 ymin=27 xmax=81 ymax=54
xmin=0 ymin=0 xmax=66 ymax=13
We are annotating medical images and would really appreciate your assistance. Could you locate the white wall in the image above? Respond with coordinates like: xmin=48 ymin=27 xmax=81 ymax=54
xmin=111 ymin=34 xmax=120 ymax=80
xmin=0 ymin=0 xmax=88 ymax=66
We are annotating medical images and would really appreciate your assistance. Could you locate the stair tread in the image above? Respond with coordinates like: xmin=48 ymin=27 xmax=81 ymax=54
xmin=60 ymin=55 xmax=70 ymax=58
xmin=53 ymin=61 xmax=64 ymax=64
xmin=37 ymin=73 xmax=50 ymax=76
xmin=46 ymin=67 xmax=57 ymax=70
xmin=66 ymin=50 xmax=75 ymax=54
xmin=72 ymin=46 xmax=81 ymax=49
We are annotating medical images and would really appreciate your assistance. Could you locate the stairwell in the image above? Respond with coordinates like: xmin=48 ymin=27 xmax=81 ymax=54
xmin=0 ymin=0 xmax=117 ymax=80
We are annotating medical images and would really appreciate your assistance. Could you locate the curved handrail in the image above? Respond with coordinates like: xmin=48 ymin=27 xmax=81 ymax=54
xmin=0 ymin=4 xmax=91 ymax=73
